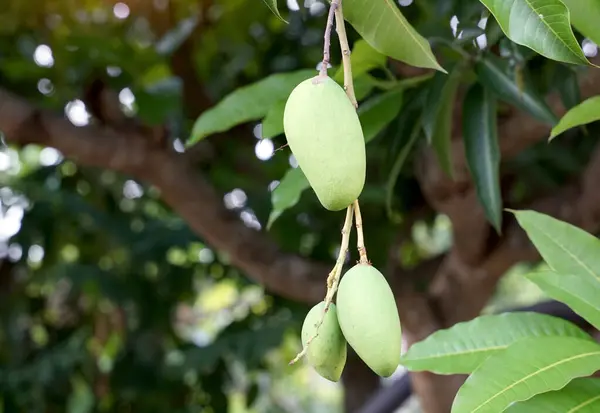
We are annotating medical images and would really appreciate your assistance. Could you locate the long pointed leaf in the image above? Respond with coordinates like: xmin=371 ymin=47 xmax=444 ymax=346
xmin=267 ymin=167 xmax=310 ymax=229
xmin=505 ymin=378 xmax=600 ymax=412
xmin=452 ymin=336 xmax=600 ymax=413
xmin=562 ymin=0 xmax=600 ymax=46
xmin=550 ymin=96 xmax=600 ymax=140
xmin=526 ymin=270 xmax=600 ymax=330
xmin=341 ymin=0 xmax=445 ymax=72
xmin=188 ymin=69 xmax=315 ymax=145
xmin=476 ymin=55 xmax=558 ymax=125
xmin=358 ymin=89 xmax=404 ymax=143
xmin=478 ymin=0 xmax=591 ymax=66
xmin=262 ymin=0 xmax=288 ymax=23
xmin=425 ymin=65 xmax=464 ymax=177
xmin=512 ymin=210 xmax=600 ymax=285
xmin=463 ymin=83 xmax=502 ymax=232
xmin=401 ymin=312 xmax=590 ymax=375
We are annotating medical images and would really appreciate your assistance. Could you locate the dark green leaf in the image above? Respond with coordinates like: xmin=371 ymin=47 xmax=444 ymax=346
xmin=554 ymin=65 xmax=582 ymax=110
xmin=452 ymin=337 xmax=600 ymax=413
xmin=512 ymin=210 xmax=600 ymax=286
xmin=358 ymin=88 xmax=404 ymax=143
xmin=463 ymin=83 xmax=502 ymax=232
xmin=505 ymin=378 xmax=600 ymax=412
xmin=401 ymin=312 xmax=590 ymax=374
xmin=385 ymin=120 xmax=421 ymax=223
xmin=261 ymin=101 xmax=286 ymax=139
xmin=261 ymin=0 xmax=288 ymax=23
xmin=550 ymin=96 xmax=600 ymax=140
xmin=341 ymin=0 xmax=445 ymax=72
xmin=562 ymin=0 xmax=600 ymax=46
xmin=479 ymin=0 xmax=591 ymax=65
xmin=188 ymin=69 xmax=315 ymax=145
xmin=267 ymin=167 xmax=310 ymax=229
xmin=476 ymin=55 xmax=558 ymax=125
xmin=423 ymin=64 xmax=464 ymax=177
xmin=526 ymin=270 xmax=600 ymax=330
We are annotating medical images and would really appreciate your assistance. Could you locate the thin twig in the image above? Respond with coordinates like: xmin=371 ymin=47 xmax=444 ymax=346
xmin=353 ymin=199 xmax=369 ymax=264
xmin=289 ymin=205 xmax=354 ymax=365
xmin=333 ymin=0 xmax=357 ymax=108
xmin=319 ymin=0 xmax=339 ymax=77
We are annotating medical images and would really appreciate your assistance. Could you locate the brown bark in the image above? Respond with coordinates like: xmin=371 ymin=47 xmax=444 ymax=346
xmin=0 ymin=87 xmax=330 ymax=303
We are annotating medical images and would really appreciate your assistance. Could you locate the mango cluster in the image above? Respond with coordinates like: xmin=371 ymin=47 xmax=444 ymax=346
xmin=301 ymin=264 xmax=402 ymax=380
xmin=283 ymin=75 xmax=366 ymax=211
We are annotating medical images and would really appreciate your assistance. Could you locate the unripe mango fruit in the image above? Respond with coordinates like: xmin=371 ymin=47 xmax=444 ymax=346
xmin=283 ymin=75 xmax=366 ymax=211
xmin=336 ymin=264 xmax=401 ymax=377
xmin=301 ymin=301 xmax=347 ymax=381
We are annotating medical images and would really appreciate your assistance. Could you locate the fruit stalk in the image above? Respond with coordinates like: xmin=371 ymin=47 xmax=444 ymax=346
xmin=289 ymin=204 xmax=354 ymax=365
xmin=324 ymin=204 xmax=354 ymax=309
xmin=319 ymin=0 xmax=339 ymax=77
xmin=333 ymin=0 xmax=357 ymax=108
xmin=353 ymin=199 xmax=369 ymax=264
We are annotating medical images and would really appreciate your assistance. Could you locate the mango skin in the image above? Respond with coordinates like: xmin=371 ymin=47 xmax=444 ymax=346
xmin=336 ymin=264 xmax=401 ymax=377
xmin=283 ymin=75 xmax=366 ymax=211
xmin=301 ymin=302 xmax=347 ymax=381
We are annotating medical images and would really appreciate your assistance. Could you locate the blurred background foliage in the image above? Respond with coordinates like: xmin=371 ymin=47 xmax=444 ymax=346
xmin=1 ymin=0 xmax=598 ymax=411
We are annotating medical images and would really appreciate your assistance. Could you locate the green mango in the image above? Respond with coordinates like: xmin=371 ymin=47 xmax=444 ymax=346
xmin=283 ymin=75 xmax=366 ymax=211
xmin=336 ymin=264 xmax=401 ymax=377
xmin=301 ymin=301 xmax=347 ymax=381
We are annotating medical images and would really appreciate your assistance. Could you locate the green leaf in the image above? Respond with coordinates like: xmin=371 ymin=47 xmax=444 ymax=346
xmin=423 ymin=65 xmax=464 ymax=177
xmin=67 ymin=375 xmax=94 ymax=413
xmin=358 ymin=89 xmax=404 ymax=143
xmin=452 ymin=336 xmax=600 ymax=413
xmin=353 ymin=75 xmax=376 ymax=100
xmin=505 ymin=378 xmax=600 ymax=413
xmin=188 ymin=69 xmax=315 ymax=145
xmin=512 ymin=210 xmax=600 ymax=285
xmin=562 ymin=0 xmax=600 ymax=46
xmin=267 ymin=167 xmax=310 ymax=229
xmin=476 ymin=55 xmax=558 ymax=125
xmin=554 ymin=65 xmax=582 ymax=110
xmin=333 ymin=40 xmax=386 ymax=83
xmin=463 ymin=83 xmax=502 ymax=232
xmin=341 ymin=0 xmax=445 ymax=72
xmin=549 ymin=96 xmax=600 ymax=140
xmin=261 ymin=101 xmax=286 ymax=139
xmin=526 ymin=270 xmax=600 ymax=330
xmin=478 ymin=0 xmax=591 ymax=66
xmin=261 ymin=0 xmax=288 ymax=23
xmin=386 ymin=119 xmax=422 ymax=223
xmin=401 ymin=312 xmax=591 ymax=375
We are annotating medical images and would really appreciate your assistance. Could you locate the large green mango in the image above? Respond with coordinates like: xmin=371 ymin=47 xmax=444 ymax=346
xmin=283 ymin=75 xmax=366 ymax=211
xmin=301 ymin=301 xmax=347 ymax=381
xmin=336 ymin=264 xmax=401 ymax=377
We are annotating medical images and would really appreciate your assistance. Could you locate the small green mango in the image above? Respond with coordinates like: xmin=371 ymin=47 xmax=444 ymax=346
xmin=336 ymin=264 xmax=401 ymax=377
xmin=301 ymin=301 xmax=347 ymax=381
xmin=283 ymin=75 xmax=366 ymax=211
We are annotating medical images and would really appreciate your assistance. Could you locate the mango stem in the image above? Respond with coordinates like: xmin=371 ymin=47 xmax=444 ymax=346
xmin=288 ymin=204 xmax=354 ymax=365
xmin=353 ymin=199 xmax=369 ymax=264
xmin=319 ymin=0 xmax=339 ymax=77
xmin=333 ymin=0 xmax=358 ymax=108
